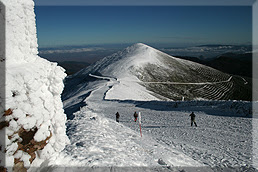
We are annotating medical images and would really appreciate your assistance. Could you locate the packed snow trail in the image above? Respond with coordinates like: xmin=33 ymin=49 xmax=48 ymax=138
xmin=82 ymin=74 xmax=253 ymax=169
xmin=71 ymin=74 xmax=202 ymax=167
xmin=59 ymin=107 xmax=202 ymax=167
xmin=59 ymin=73 xmax=254 ymax=171
xmin=50 ymin=75 xmax=205 ymax=171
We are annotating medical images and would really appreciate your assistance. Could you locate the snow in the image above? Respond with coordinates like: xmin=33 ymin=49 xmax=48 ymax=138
xmin=4 ymin=58 xmax=69 ymax=146
xmin=253 ymin=102 xmax=258 ymax=169
xmin=106 ymin=79 xmax=160 ymax=101
xmin=48 ymin=75 xmax=204 ymax=171
xmin=91 ymin=77 xmax=253 ymax=167
xmin=0 ymin=0 xmax=256 ymax=170
xmin=62 ymin=107 xmax=201 ymax=167
xmin=60 ymin=71 xmax=255 ymax=171
xmin=60 ymin=42 xmax=256 ymax=171
xmin=1 ymin=0 xmax=38 ymax=65
xmin=96 ymin=43 xmax=164 ymax=78
xmin=0 ymin=0 xmax=69 ymax=170
xmin=87 ymin=74 xmax=160 ymax=101
xmin=66 ymin=43 xmax=173 ymax=101
xmin=65 ymin=42 xmax=235 ymax=102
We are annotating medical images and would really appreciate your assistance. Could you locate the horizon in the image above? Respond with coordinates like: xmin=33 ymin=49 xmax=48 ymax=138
xmin=38 ymin=42 xmax=252 ymax=50
xmin=35 ymin=6 xmax=252 ymax=49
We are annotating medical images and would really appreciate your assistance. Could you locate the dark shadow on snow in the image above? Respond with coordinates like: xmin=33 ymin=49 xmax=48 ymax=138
xmin=64 ymin=91 xmax=92 ymax=120
xmin=64 ymin=91 xmax=92 ymax=138
xmin=63 ymin=72 xmax=111 ymax=119
xmin=104 ymin=99 xmax=252 ymax=118
xmin=62 ymin=72 xmax=105 ymax=101
xmin=141 ymin=125 xmax=200 ymax=129
xmin=141 ymin=125 xmax=167 ymax=129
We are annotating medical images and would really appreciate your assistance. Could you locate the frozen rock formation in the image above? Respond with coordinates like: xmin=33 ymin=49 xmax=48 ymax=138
xmin=0 ymin=0 xmax=69 ymax=171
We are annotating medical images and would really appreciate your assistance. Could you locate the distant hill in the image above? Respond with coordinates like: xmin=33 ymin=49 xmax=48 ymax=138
xmin=174 ymin=53 xmax=252 ymax=78
xmin=206 ymin=53 xmax=252 ymax=78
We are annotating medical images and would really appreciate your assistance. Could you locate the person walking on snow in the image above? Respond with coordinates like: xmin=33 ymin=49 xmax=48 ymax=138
xmin=134 ymin=111 xmax=138 ymax=122
xmin=116 ymin=112 xmax=120 ymax=122
xmin=189 ymin=112 xmax=197 ymax=127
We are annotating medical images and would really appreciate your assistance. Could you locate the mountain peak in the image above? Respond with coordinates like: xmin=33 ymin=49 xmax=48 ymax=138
xmin=134 ymin=42 xmax=148 ymax=47
xmin=123 ymin=43 xmax=157 ymax=56
xmin=132 ymin=43 xmax=152 ymax=49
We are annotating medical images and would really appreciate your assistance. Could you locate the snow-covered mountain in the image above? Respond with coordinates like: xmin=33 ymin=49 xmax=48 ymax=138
xmin=63 ymin=43 xmax=251 ymax=105
xmin=61 ymin=42 xmax=254 ymax=170
xmin=60 ymin=43 xmax=254 ymax=170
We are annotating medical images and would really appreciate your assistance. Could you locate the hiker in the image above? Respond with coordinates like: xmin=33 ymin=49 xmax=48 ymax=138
xmin=116 ymin=112 xmax=120 ymax=122
xmin=189 ymin=112 xmax=197 ymax=127
xmin=133 ymin=111 xmax=138 ymax=122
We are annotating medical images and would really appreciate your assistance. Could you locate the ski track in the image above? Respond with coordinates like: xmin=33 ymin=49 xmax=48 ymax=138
xmin=60 ymin=74 xmax=254 ymax=171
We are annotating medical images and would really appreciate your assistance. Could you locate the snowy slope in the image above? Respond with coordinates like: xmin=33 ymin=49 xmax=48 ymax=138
xmin=81 ymin=75 xmax=253 ymax=168
xmin=63 ymin=43 xmax=162 ymax=102
xmin=63 ymin=43 xmax=250 ymax=103
xmin=61 ymin=43 xmax=255 ymax=171
xmin=47 ymin=74 xmax=207 ymax=172
xmin=57 ymin=107 xmax=202 ymax=167
xmin=59 ymin=71 xmax=254 ymax=171
xmin=0 ymin=0 xmax=68 ymax=171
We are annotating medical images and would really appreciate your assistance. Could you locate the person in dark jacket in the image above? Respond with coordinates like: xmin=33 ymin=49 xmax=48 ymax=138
xmin=134 ymin=111 xmax=138 ymax=122
xmin=189 ymin=112 xmax=197 ymax=127
xmin=116 ymin=112 xmax=120 ymax=122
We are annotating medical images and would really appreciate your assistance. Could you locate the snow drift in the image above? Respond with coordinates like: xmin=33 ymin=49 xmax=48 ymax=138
xmin=0 ymin=0 xmax=68 ymax=171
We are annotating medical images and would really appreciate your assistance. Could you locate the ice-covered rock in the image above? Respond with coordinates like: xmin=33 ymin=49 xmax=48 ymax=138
xmin=0 ymin=0 xmax=69 ymax=171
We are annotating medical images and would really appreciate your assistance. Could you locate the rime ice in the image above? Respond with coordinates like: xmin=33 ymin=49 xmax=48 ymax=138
xmin=0 ymin=0 xmax=68 ymax=170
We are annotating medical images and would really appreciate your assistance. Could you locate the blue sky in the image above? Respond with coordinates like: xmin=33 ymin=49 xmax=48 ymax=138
xmin=35 ymin=6 xmax=252 ymax=48
xmin=34 ymin=0 xmax=255 ymax=6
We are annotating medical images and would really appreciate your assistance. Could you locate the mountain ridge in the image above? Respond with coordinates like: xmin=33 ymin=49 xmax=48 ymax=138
xmin=63 ymin=43 xmax=252 ymax=102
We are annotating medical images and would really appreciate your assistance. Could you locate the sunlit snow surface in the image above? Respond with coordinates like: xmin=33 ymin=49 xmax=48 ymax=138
xmin=47 ymin=76 xmax=204 ymax=172
xmin=57 ymin=43 xmax=256 ymax=171
xmin=52 ymin=73 xmax=255 ymax=172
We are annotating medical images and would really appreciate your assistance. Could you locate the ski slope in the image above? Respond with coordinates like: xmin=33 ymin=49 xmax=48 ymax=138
xmin=47 ymin=75 xmax=207 ymax=172
xmin=58 ymin=73 xmax=254 ymax=171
